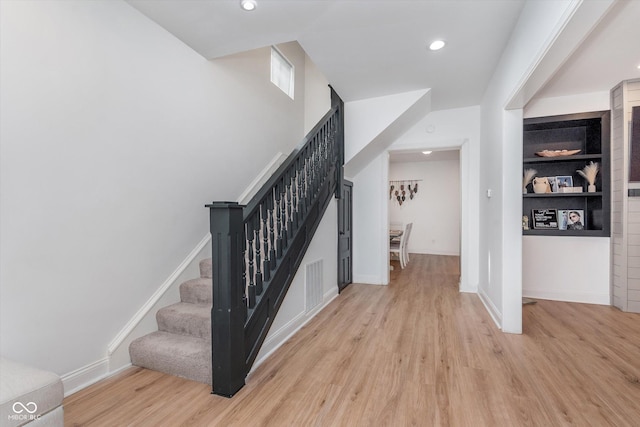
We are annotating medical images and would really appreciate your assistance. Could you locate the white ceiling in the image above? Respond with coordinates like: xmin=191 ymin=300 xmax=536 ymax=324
xmin=532 ymin=0 xmax=640 ymax=101
xmin=389 ymin=149 xmax=459 ymax=164
xmin=127 ymin=0 xmax=525 ymax=109
xmin=126 ymin=0 xmax=640 ymax=110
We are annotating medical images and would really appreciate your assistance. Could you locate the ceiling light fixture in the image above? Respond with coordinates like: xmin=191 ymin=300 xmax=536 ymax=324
xmin=422 ymin=151 xmax=433 ymax=155
xmin=429 ymin=40 xmax=446 ymax=51
xmin=240 ymin=0 xmax=257 ymax=11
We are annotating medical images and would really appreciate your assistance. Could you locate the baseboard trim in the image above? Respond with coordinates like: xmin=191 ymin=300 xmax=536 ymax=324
xmin=477 ymin=287 xmax=502 ymax=329
xmin=61 ymin=358 xmax=109 ymax=397
xmin=249 ymin=286 xmax=339 ymax=374
xmin=523 ymin=289 xmax=610 ymax=305
xmin=353 ymin=274 xmax=385 ymax=285
xmin=107 ymin=234 xmax=210 ymax=356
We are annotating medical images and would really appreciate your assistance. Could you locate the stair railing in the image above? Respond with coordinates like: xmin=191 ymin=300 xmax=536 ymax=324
xmin=206 ymin=87 xmax=344 ymax=397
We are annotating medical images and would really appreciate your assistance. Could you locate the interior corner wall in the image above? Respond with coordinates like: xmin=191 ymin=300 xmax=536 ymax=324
xmin=478 ymin=0 xmax=582 ymax=333
xmin=0 ymin=0 xmax=311 ymax=377
xmin=388 ymin=159 xmax=461 ymax=256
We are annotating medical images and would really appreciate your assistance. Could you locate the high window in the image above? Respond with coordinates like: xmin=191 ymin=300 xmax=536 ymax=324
xmin=270 ymin=47 xmax=294 ymax=99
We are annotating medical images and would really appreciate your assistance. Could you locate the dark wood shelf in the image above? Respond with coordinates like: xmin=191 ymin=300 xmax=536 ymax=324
xmin=523 ymin=229 xmax=607 ymax=237
xmin=523 ymin=154 xmax=602 ymax=164
xmin=523 ymin=192 xmax=602 ymax=198
xmin=522 ymin=111 xmax=610 ymax=237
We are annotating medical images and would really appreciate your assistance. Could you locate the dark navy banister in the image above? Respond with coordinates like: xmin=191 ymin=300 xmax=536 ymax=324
xmin=206 ymin=87 xmax=344 ymax=397
xmin=243 ymin=104 xmax=340 ymax=222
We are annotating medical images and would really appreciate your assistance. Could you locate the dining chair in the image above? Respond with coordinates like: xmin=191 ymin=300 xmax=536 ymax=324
xmin=403 ymin=223 xmax=413 ymax=265
xmin=390 ymin=222 xmax=411 ymax=269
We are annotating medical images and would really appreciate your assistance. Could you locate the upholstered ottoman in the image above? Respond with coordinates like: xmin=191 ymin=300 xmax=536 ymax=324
xmin=0 ymin=357 xmax=63 ymax=427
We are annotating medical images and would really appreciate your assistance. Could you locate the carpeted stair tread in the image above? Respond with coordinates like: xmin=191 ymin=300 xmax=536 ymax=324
xmin=156 ymin=302 xmax=211 ymax=340
xmin=199 ymin=258 xmax=212 ymax=279
xmin=129 ymin=331 xmax=211 ymax=385
xmin=179 ymin=277 xmax=212 ymax=304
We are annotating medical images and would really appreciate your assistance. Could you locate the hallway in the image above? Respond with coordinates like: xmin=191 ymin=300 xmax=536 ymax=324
xmin=64 ymin=254 xmax=639 ymax=426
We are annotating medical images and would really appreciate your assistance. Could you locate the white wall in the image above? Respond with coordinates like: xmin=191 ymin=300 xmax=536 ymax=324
xmin=0 ymin=0 xmax=314 ymax=377
xmin=388 ymin=158 xmax=460 ymax=256
xmin=351 ymin=153 xmax=389 ymax=285
xmin=522 ymin=91 xmax=611 ymax=305
xmin=523 ymin=236 xmax=610 ymax=304
xmin=351 ymin=105 xmax=480 ymax=291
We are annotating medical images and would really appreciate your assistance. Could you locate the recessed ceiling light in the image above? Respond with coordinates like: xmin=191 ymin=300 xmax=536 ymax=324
xmin=240 ymin=0 xmax=257 ymax=11
xmin=429 ymin=40 xmax=445 ymax=51
xmin=422 ymin=151 xmax=433 ymax=155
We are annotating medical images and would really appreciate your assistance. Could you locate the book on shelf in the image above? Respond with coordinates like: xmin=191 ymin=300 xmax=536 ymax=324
xmin=532 ymin=209 xmax=558 ymax=229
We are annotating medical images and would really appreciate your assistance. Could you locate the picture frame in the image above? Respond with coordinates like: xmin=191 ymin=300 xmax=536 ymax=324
xmin=555 ymin=175 xmax=573 ymax=190
xmin=558 ymin=209 xmax=584 ymax=230
xmin=532 ymin=209 xmax=558 ymax=229
xmin=548 ymin=176 xmax=559 ymax=193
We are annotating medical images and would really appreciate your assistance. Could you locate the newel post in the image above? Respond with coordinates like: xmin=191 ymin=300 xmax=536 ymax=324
xmin=206 ymin=201 xmax=246 ymax=397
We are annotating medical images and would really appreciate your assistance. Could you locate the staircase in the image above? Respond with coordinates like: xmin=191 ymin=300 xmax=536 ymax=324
xmin=128 ymin=87 xmax=344 ymax=396
xmin=129 ymin=258 xmax=213 ymax=384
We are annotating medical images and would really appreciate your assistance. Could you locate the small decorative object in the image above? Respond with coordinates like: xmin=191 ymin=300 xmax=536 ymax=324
xmin=389 ymin=180 xmax=421 ymax=205
xmin=522 ymin=215 xmax=529 ymax=230
xmin=532 ymin=176 xmax=551 ymax=194
xmin=535 ymin=149 xmax=581 ymax=157
xmin=577 ymin=161 xmax=599 ymax=192
xmin=523 ymin=168 xmax=537 ymax=194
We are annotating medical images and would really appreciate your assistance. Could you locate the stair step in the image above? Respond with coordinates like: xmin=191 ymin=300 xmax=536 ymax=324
xmin=156 ymin=302 xmax=211 ymax=340
xmin=129 ymin=331 xmax=211 ymax=385
xmin=180 ymin=277 xmax=212 ymax=304
xmin=199 ymin=258 xmax=212 ymax=279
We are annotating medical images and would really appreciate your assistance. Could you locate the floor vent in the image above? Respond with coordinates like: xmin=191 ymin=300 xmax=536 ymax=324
xmin=305 ymin=260 xmax=323 ymax=313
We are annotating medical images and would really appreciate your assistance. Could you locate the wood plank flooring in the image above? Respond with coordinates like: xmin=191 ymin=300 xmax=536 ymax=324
xmin=64 ymin=254 xmax=640 ymax=426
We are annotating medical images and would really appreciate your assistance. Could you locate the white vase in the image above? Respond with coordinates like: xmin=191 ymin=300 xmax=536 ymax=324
xmin=588 ymin=184 xmax=596 ymax=192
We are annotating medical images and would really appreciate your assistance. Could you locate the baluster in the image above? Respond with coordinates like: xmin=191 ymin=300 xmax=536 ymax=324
xmin=242 ymin=226 xmax=247 ymax=310
xmin=261 ymin=201 xmax=271 ymax=282
xmin=301 ymin=148 xmax=310 ymax=212
xmin=279 ymin=177 xmax=289 ymax=250
xmin=297 ymin=157 xmax=305 ymax=222
xmin=267 ymin=191 xmax=277 ymax=271
xmin=291 ymin=165 xmax=300 ymax=231
xmin=253 ymin=212 xmax=263 ymax=295
xmin=284 ymin=169 xmax=292 ymax=240
xmin=246 ymin=219 xmax=256 ymax=308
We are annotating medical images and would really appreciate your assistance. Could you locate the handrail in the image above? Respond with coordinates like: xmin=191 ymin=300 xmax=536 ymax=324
xmin=206 ymin=87 xmax=344 ymax=397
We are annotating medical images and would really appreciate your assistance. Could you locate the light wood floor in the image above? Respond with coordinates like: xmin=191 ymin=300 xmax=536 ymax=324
xmin=64 ymin=254 xmax=640 ymax=426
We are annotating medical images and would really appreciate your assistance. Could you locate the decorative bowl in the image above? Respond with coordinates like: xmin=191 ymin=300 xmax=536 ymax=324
xmin=535 ymin=149 xmax=581 ymax=157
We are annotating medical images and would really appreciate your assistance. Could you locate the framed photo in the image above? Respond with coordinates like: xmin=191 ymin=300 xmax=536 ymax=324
xmin=532 ymin=209 xmax=558 ymax=229
xmin=558 ymin=209 xmax=584 ymax=230
xmin=548 ymin=176 xmax=558 ymax=192
xmin=568 ymin=209 xmax=584 ymax=230
xmin=555 ymin=175 xmax=573 ymax=190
